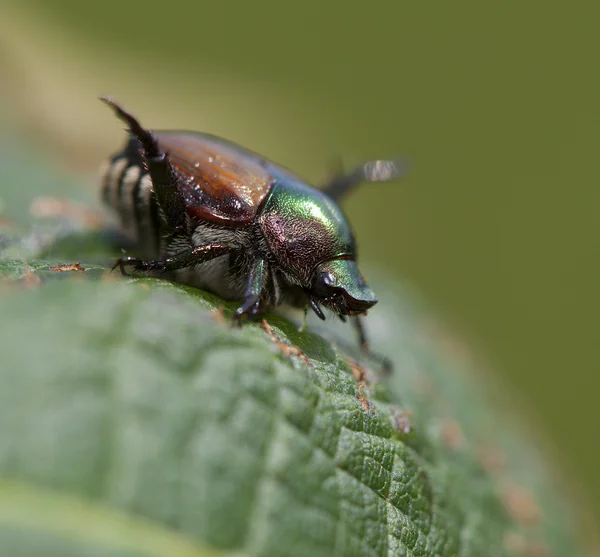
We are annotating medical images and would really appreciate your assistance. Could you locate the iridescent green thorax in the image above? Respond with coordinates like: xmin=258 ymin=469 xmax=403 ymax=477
xmin=259 ymin=172 xmax=356 ymax=282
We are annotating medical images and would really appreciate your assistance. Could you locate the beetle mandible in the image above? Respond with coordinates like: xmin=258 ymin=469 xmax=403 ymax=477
xmin=99 ymin=97 xmax=404 ymax=367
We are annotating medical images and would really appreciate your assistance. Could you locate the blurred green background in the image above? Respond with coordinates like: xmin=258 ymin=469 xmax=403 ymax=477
xmin=1 ymin=0 xmax=598 ymax=529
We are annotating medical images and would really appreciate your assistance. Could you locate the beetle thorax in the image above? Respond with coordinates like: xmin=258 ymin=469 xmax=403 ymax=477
xmin=258 ymin=179 xmax=356 ymax=283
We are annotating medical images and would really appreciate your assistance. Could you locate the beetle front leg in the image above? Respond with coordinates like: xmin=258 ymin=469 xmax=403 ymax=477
xmin=234 ymin=257 xmax=268 ymax=323
xmin=352 ymin=315 xmax=393 ymax=374
xmin=322 ymin=159 xmax=408 ymax=202
xmin=100 ymin=97 xmax=186 ymax=231
xmin=112 ymin=243 xmax=234 ymax=275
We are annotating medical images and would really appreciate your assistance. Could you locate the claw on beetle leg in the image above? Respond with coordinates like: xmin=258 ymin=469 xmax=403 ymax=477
xmin=231 ymin=309 xmax=246 ymax=328
xmin=111 ymin=256 xmax=147 ymax=276
xmin=111 ymin=256 xmax=167 ymax=276
xmin=233 ymin=293 xmax=262 ymax=327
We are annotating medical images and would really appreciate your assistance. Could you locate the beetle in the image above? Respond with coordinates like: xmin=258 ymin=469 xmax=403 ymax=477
xmin=99 ymin=97 xmax=404 ymax=367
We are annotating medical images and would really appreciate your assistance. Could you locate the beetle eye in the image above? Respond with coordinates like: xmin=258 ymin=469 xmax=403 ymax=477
xmin=313 ymin=271 xmax=337 ymax=297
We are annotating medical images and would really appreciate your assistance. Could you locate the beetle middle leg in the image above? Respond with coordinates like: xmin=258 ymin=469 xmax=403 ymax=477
xmin=322 ymin=159 xmax=407 ymax=201
xmin=352 ymin=315 xmax=393 ymax=374
xmin=112 ymin=243 xmax=234 ymax=275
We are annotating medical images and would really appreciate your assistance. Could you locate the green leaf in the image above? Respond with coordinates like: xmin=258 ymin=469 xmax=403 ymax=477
xmin=0 ymin=124 xmax=590 ymax=556
xmin=0 ymin=481 xmax=227 ymax=557
xmin=0 ymin=260 xmax=589 ymax=556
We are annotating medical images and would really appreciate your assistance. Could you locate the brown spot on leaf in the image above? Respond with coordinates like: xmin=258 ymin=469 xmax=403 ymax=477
xmin=210 ymin=306 xmax=227 ymax=327
xmin=502 ymin=483 xmax=541 ymax=526
xmin=441 ymin=419 xmax=465 ymax=450
xmin=344 ymin=356 xmax=374 ymax=414
xmin=48 ymin=262 xmax=85 ymax=272
xmin=356 ymin=383 xmax=372 ymax=413
xmin=260 ymin=320 xmax=311 ymax=368
xmin=346 ymin=357 xmax=369 ymax=385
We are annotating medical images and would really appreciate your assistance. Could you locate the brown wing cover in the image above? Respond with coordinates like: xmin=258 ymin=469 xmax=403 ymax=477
xmin=155 ymin=132 xmax=274 ymax=225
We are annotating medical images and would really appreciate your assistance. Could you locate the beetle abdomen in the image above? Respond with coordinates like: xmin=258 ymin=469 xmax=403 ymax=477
xmin=100 ymin=140 xmax=162 ymax=255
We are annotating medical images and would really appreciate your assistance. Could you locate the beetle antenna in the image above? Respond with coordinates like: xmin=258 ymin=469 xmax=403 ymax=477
xmin=322 ymin=158 xmax=410 ymax=201
xmin=99 ymin=96 xmax=161 ymax=159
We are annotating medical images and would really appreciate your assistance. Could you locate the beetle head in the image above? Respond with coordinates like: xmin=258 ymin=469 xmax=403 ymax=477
xmin=308 ymin=258 xmax=378 ymax=319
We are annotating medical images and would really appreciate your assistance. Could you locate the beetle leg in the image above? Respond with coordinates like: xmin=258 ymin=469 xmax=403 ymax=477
xmin=111 ymin=256 xmax=145 ymax=276
xmin=234 ymin=257 xmax=268 ymax=323
xmin=322 ymin=159 xmax=408 ymax=201
xmin=100 ymin=97 xmax=186 ymax=231
xmin=112 ymin=243 xmax=233 ymax=275
xmin=352 ymin=315 xmax=393 ymax=374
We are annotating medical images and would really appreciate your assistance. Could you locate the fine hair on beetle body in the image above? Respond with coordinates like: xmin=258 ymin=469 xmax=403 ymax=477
xmin=99 ymin=96 xmax=406 ymax=369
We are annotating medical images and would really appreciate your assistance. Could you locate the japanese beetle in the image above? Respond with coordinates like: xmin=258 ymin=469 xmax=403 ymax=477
xmin=100 ymin=97 xmax=404 ymax=365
